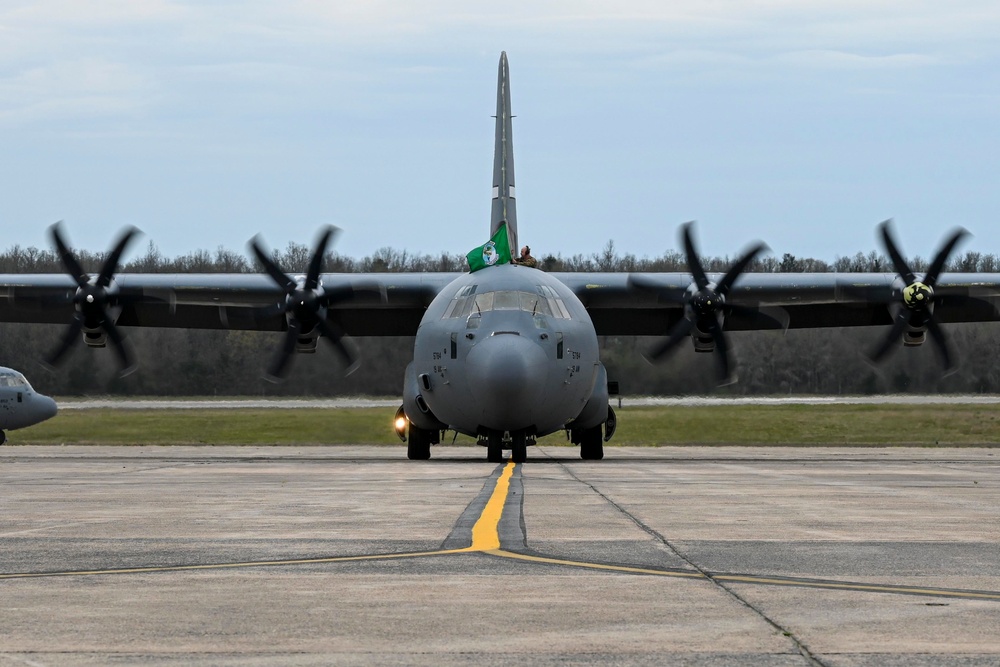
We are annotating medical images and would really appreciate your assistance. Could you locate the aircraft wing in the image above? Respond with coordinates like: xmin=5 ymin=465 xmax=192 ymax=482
xmin=0 ymin=273 xmax=461 ymax=336
xmin=4 ymin=271 xmax=998 ymax=337
xmin=555 ymin=272 xmax=1000 ymax=336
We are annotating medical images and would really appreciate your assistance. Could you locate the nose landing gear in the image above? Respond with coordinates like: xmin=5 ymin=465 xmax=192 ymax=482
xmin=487 ymin=431 xmax=503 ymax=463
xmin=481 ymin=429 xmax=531 ymax=463
xmin=510 ymin=431 xmax=527 ymax=464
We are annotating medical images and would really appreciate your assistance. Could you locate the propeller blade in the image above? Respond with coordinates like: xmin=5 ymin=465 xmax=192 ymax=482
xmin=97 ymin=226 xmax=140 ymax=288
xmin=643 ymin=224 xmax=771 ymax=383
xmin=254 ymin=228 xmax=365 ymax=378
xmin=249 ymin=236 xmax=296 ymax=294
xmin=878 ymin=220 xmax=915 ymax=284
xmin=314 ymin=316 xmax=359 ymax=372
xmin=924 ymin=227 xmax=969 ymax=288
xmin=46 ymin=314 xmax=85 ymax=368
xmin=680 ymin=222 xmax=709 ymax=291
xmin=924 ymin=315 xmax=954 ymax=374
xmin=100 ymin=317 xmax=137 ymax=377
xmin=647 ymin=317 xmax=694 ymax=361
xmin=868 ymin=309 xmax=911 ymax=364
xmin=716 ymin=242 xmax=768 ymax=296
xmin=265 ymin=320 xmax=302 ymax=383
xmin=305 ymin=226 xmax=338 ymax=291
xmin=706 ymin=320 xmax=734 ymax=385
xmin=49 ymin=223 xmax=89 ymax=288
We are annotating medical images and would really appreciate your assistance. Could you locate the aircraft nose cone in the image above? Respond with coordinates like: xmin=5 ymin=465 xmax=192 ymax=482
xmin=39 ymin=395 xmax=58 ymax=420
xmin=465 ymin=333 xmax=547 ymax=431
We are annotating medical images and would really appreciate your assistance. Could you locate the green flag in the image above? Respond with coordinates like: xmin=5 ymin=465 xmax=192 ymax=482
xmin=466 ymin=222 xmax=512 ymax=272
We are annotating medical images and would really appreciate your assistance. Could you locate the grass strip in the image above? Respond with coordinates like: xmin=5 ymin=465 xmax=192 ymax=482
xmin=8 ymin=404 xmax=1000 ymax=447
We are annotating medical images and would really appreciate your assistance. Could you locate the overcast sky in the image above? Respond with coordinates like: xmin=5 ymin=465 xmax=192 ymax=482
xmin=2 ymin=1 xmax=998 ymax=266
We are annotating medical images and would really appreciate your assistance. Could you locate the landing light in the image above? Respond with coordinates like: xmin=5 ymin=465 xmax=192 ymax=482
xmin=394 ymin=405 xmax=408 ymax=442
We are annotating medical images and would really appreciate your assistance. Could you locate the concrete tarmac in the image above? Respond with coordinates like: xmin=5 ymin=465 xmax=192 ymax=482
xmin=1 ymin=445 xmax=998 ymax=666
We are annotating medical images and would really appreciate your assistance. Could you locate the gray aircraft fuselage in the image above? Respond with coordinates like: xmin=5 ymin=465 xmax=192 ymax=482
xmin=405 ymin=264 xmax=604 ymax=439
xmin=0 ymin=367 xmax=58 ymax=444
xmin=398 ymin=52 xmax=612 ymax=462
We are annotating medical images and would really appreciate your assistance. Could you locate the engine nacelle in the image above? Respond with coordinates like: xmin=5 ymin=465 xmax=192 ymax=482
xmin=903 ymin=329 xmax=926 ymax=347
xmin=692 ymin=331 xmax=715 ymax=353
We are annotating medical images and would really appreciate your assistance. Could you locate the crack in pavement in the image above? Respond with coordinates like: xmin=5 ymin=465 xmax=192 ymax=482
xmin=547 ymin=451 xmax=828 ymax=666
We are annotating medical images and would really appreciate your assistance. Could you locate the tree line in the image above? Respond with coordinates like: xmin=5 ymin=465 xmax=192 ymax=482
xmin=6 ymin=238 xmax=1000 ymax=275
xmin=2 ymin=240 xmax=1000 ymax=397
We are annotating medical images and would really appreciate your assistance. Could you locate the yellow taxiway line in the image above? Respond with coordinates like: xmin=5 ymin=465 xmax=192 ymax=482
xmin=466 ymin=460 xmax=514 ymax=551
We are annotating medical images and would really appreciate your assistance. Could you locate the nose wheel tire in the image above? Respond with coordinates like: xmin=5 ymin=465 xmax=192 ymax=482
xmin=487 ymin=431 xmax=504 ymax=463
xmin=511 ymin=431 xmax=527 ymax=463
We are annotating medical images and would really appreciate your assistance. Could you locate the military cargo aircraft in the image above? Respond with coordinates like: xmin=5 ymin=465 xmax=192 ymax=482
xmin=0 ymin=367 xmax=58 ymax=444
xmin=0 ymin=52 xmax=998 ymax=462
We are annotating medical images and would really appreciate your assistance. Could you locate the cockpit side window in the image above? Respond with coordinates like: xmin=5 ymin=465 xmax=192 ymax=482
xmin=537 ymin=285 xmax=571 ymax=319
xmin=0 ymin=373 xmax=26 ymax=388
xmin=442 ymin=284 xmax=478 ymax=319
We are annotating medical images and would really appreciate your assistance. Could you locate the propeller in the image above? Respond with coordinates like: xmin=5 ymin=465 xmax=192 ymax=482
xmin=631 ymin=222 xmax=778 ymax=385
xmin=249 ymin=226 xmax=361 ymax=382
xmin=868 ymin=220 xmax=969 ymax=372
xmin=45 ymin=222 xmax=141 ymax=377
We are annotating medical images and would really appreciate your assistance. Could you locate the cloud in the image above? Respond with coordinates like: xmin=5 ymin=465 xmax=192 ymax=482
xmin=772 ymin=50 xmax=941 ymax=70
xmin=0 ymin=1 xmax=996 ymax=127
xmin=0 ymin=58 xmax=153 ymax=124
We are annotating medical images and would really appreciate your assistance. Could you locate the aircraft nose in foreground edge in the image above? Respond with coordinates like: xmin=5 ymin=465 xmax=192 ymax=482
xmin=0 ymin=367 xmax=58 ymax=445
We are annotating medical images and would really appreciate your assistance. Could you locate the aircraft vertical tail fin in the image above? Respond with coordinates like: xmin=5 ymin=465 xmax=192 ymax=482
xmin=491 ymin=52 xmax=518 ymax=254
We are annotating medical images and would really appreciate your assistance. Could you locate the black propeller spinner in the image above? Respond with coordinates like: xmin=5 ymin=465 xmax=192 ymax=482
xmin=46 ymin=222 xmax=140 ymax=377
xmin=249 ymin=226 xmax=359 ymax=382
xmin=868 ymin=220 xmax=969 ymax=372
xmin=634 ymin=222 xmax=772 ymax=385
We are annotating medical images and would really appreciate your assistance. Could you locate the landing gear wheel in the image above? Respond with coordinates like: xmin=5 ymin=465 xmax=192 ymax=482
xmin=511 ymin=431 xmax=527 ymax=463
xmin=407 ymin=425 xmax=431 ymax=460
xmin=0 ymin=430 xmax=5 ymax=446
xmin=487 ymin=430 xmax=504 ymax=463
xmin=580 ymin=426 xmax=604 ymax=460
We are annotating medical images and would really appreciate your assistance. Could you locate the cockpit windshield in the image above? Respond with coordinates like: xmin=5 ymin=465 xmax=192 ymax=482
xmin=0 ymin=371 xmax=29 ymax=388
xmin=442 ymin=285 xmax=571 ymax=320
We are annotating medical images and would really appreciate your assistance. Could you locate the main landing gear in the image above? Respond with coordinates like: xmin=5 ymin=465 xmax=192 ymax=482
xmin=570 ymin=406 xmax=616 ymax=461
xmin=481 ymin=429 xmax=530 ymax=464
xmin=406 ymin=424 xmax=439 ymax=460
xmin=573 ymin=425 xmax=604 ymax=460
xmin=0 ymin=430 xmax=6 ymax=446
